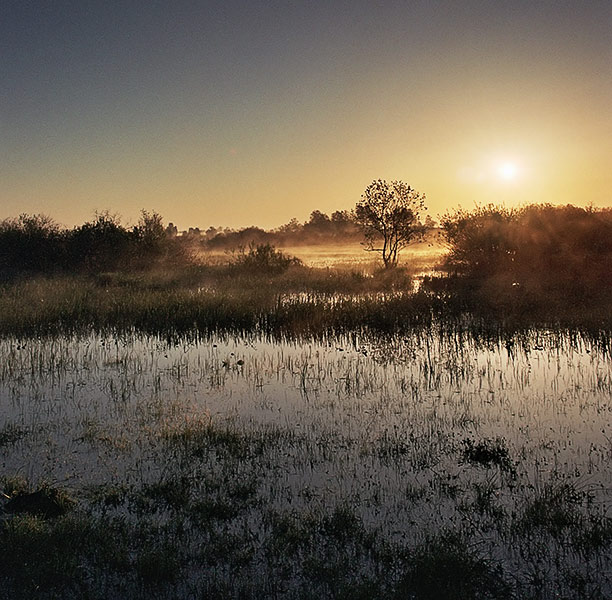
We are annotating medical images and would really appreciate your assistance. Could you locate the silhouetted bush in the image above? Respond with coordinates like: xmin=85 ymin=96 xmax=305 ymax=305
xmin=0 ymin=210 xmax=190 ymax=279
xmin=0 ymin=214 xmax=64 ymax=276
xmin=66 ymin=212 xmax=135 ymax=273
xmin=230 ymin=243 xmax=302 ymax=275
xmin=437 ymin=204 xmax=612 ymax=311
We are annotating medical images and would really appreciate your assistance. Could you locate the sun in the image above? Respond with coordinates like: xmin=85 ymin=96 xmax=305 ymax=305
xmin=497 ymin=162 xmax=518 ymax=181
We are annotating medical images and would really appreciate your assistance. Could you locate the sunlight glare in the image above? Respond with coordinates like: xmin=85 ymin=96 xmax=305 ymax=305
xmin=497 ymin=162 xmax=518 ymax=181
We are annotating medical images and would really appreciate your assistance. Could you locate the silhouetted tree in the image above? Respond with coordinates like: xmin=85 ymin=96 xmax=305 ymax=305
xmin=424 ymin=215 xmax=437 ymax=229
xmin=0 ymin=214 xmax=63 ymax=276
xmin=355 ymin=179 xmax=426 ymax=268
xmin=130 ymin=210 xmax=168 ymax=266
xmin=277 ymin=218 xmax=300 ymax=234
xmin=165 ymin=222 xmax=178 ymax=238
xmin=138 ymin=209 xmax=164 ymax=238
xmin=303 ymin=210 xmax=334 ymax=240
xmin=307 ymin=210 xmax=330 ymax=226
xmin=204 ymin=226 xmax=218 ymax=239
xmin=331 ymin=210 xmax=352 ymax=224
xmin=67 ymin=211 xmax=133 ymax=272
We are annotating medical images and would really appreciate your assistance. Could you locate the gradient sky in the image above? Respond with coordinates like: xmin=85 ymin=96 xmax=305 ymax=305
xmin=2 ymin=1 xmax=611 ymax=229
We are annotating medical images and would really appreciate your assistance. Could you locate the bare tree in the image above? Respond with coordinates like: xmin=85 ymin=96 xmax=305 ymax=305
xmin=355 ymin=179 xmax=426 ymax=268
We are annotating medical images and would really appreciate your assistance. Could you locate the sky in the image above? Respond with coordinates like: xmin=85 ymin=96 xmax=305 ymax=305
xmin=2 ymin=0 xmax=611 ymax=230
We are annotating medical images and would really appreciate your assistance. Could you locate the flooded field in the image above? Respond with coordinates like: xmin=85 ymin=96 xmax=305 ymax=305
xmin=279 ymin=240 xmax=445 ymax=270
xmin=1 ymin=326 xmax=611 ymax=598
xmin=200 ymin=239 xmax=446 ymax=272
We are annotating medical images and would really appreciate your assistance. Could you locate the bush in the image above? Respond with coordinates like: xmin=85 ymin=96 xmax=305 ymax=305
xmin=0 ymin=210 xmax=191 ymax=278
xmin=0 ymin=214 xmax=64 ymax=276
xmin=230 ymin=243 xmax=302 ymax=275
xmin=437 ymin=204 xmax=612 ymax=310
xmin=66 ymin=212 xmax=135 ymax=272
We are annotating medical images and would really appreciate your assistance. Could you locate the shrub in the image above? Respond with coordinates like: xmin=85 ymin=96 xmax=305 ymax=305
xmin=0 ymin=214 xmax=64 ymax=277
xmin=230 ymin=243 xmax=302 ymax=274
xmin=438 ymin=204 xmax=612 ymax=311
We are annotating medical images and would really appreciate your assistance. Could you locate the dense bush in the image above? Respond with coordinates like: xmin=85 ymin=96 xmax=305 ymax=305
xmin=0 ymin=210 xmax=189 ymax=279
xmin=437 ymin=204 xmax=612 ymax=310
xmin=0 ymin=215 xmax=65 ymax=276
xmin=67 ymin=212 xmax=135 ymax=272
xmin=230 ymin=243 xmax=302 ymax=275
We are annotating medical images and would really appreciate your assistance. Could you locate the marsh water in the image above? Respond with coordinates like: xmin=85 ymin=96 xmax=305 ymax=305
xmin=1 ymin=325 xmax=611 ymax=596
xmin=2 ymin=327 xmax=610 ymax=497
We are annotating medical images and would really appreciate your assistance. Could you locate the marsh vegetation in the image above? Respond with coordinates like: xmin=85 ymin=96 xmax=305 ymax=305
xmin=0 ymin=203 xmax=611 ymax=599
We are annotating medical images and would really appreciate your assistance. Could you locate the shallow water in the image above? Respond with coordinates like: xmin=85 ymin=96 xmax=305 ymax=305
xmin=2 ymin=326 xmax=611 ymax=595
xmin=1 ymin=328 xmax=610 ymax=499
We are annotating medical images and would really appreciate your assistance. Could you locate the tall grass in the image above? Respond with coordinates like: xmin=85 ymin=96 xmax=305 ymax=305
xmin=0 ymin=271 xmax=436 ymax=338
xmin=2 ymin=268 xmax=609 ymax=340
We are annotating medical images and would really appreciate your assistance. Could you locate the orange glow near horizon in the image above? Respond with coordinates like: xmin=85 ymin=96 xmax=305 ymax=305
xmin=2 ymin=3 xmax=610 ymax=230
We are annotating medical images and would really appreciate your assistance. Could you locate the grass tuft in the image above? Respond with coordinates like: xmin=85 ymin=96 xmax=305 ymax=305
xmin=395 ymin=532 xmax=511 ymax=600
xmin=462 ymin=438 xmax=515 ymax=475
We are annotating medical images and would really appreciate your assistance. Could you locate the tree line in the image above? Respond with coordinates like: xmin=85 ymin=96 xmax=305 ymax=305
xmin=178 ymin=209 xmax=363 ymax=248
xmin=180 ymin=180 xmax=433 ymax=269
xmin=2 ymin=179 xmax=611 ymax=314
xmin=0 ymin=210 xmax=183 ymax=277
xmin=0 ymin=178 xmax=433 ymax=278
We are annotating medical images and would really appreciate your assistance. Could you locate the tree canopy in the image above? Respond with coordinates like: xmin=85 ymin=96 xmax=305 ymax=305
xmin=355 ymin=179 xmax=426 ymax=268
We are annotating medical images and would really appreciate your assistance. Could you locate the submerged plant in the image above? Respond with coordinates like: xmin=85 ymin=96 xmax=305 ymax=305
xmin=3 ymin=486 xmax=76 ymax=519
xmin=462 ymin=438 xmax=515 ymax=475
xmin=394 ymin=532 xmax=511 ymax=600
xmin=0 ymin=423 xmax=27 ymax=448
xmin=518 ymin=481 xmax=584 ymax=537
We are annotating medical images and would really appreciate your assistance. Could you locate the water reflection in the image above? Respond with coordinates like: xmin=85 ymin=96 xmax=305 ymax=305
xmin=1 ymin=327 xmax=609 ymax=493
